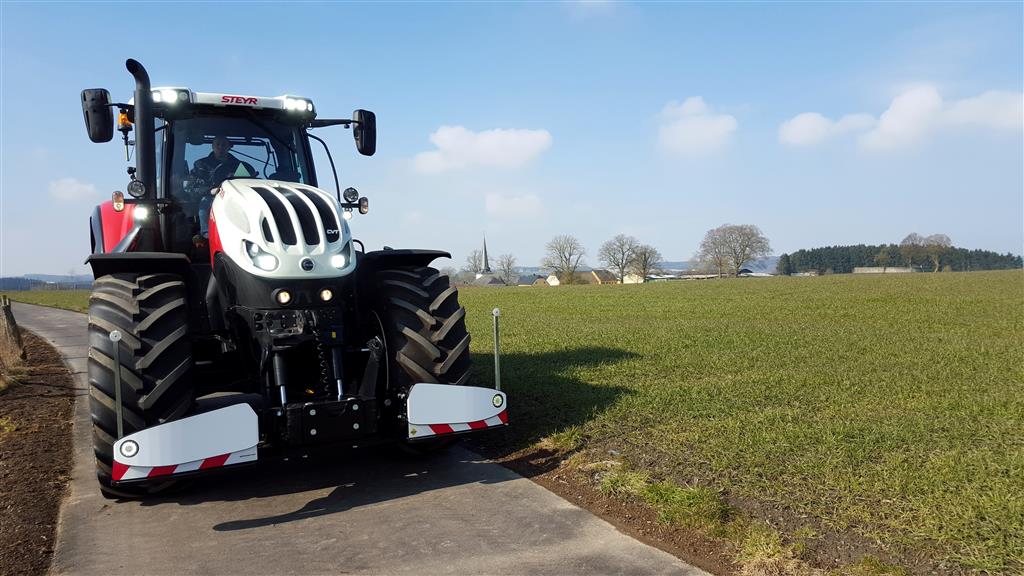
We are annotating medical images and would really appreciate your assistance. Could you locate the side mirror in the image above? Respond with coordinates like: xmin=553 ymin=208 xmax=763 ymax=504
xmin=353 ymin=109 xmax=376 ymax=156
xmin=81 ymin=89 xmax=114 ymax=143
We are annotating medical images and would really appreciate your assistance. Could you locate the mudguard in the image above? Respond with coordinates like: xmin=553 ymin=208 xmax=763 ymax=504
xmin=406 ymin=383 xmax=508 ymax=440
xmin=111 ymin=403 xmax=259 ymax=483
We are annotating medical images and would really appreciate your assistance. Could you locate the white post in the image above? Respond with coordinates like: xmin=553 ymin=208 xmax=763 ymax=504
xmin=492 ymin=308 xmax=501 ymax=392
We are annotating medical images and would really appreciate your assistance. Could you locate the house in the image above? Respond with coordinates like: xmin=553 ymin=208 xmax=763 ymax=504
xmin=623 ymin=273 xmax=645 ymax=284
xmin=472 ymin=275 xmax=505 ymax=286
xmin=513 ymin=274 xmax=545 ymax=286
xmin=545 ymin=270 xmax=619 ymax=285
xmin=588 ymin=269 xmax=618 ymax=284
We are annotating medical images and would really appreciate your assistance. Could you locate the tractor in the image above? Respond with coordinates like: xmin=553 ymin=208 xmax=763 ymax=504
xmin=80 ymin=59 xmax=506 ymax=498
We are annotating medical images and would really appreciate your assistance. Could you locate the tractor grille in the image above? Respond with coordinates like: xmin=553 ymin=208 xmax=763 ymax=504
xmin=252 ymin=186 xmax=297 ymax=245
xmin=250 ymin=184 xmax=342 ymax=247
xmin=296 ymin=187 xmax=340 ymax=243
xmin=278 ymin=187 xmax=320 ymax=245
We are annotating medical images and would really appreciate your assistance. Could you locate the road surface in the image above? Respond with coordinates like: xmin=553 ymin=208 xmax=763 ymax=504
xmin=13 ymin=302 xmax=706 ymax=576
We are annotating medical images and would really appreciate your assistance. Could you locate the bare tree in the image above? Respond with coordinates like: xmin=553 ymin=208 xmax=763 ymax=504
xmin=464 ymin=250 xmax=483 ymax=275
xmin=900 ymin=233 xmax=926 ymax=270
xmin=598 ymin=234 xmax=639 ymax=283
xmin=542 ymin=235 xmax=586 ymax=284
xmin=629 ymin=244 xmax=662 ymax=282
xmin=496 ymin=254 xmax=517 ymax=285
xmin=925 ymin=234 xmax=952 ymax=272
xmin=698 ymin=224 xmax=770 ymax=277
xmin=697 ymin=227 xmax=729 ymax=277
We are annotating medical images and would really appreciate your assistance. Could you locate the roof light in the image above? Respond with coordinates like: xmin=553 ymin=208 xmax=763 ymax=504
xmin=161 ymin=89 xmax=177 ymax=104
xmin=133 ymin=206 xmax=150 ymax=221
xmin=151 ymin=91 xmax=162 ymax=103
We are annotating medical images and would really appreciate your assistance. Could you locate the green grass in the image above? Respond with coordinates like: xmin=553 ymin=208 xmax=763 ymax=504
xmin=2 ymin=290 xmax=90 ymax=313
xmin=7 ymin=272 xmax=1022 ymax=571
xmin=459 ymin=271 xmax=1024 ymax=573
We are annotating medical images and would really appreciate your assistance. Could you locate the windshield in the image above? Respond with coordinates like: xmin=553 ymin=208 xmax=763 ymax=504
xmin=163 ymin=114 xmax=314 ymax=256
xmin=169 ymin=115 xmax=312 ymax=194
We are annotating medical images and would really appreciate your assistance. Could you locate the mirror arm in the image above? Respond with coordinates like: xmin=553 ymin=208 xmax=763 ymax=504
xmin=309 ymin=118 xmax=353 ymax=129
xmin=306 ymin=131 xmax=341 ymax=201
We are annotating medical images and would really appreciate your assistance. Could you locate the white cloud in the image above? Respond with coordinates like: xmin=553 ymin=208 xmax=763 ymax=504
xmin=943 ymin=90 xmax=1024 ymax=130
xmin=48 ymin=177 xmax=97 ymax=201
xmin=658 ymin=97 xmax=738 ymax=156
xmin=861 ymin=85 xmax=944 ymax=149
xmin=414 ymin=126 xmax=552 ymax=173
xmin=779 ymin=112 xmax=875 ymax=145
xmin=780 ymin=85 xmax=1023 ymax=149
xmin=485 ymin=192 xmax=543 ymax=219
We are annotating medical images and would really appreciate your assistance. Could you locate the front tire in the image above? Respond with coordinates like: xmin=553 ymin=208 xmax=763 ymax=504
xmin=87 ymin=273 xmax=195 ymax=497
xmin=373 ymin=266 xmax=471 ymax=451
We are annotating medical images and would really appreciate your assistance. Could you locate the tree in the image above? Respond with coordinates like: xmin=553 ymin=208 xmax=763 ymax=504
xmin=541 ymin=235 xmax=586 ymax=284
xmin=629 ymin=244 xmax=662 ymax=282
xmin=439 ymin=266 xmax=458 ymax=279
xmin=699 ymin=224 xmax=771 ymax=277
xmin=697 ymin=227 xmax=729 ymax=277
xmin=776 ymin=253 xmax=792 ymax=275
xmin=496 ymin=253 xmax=517 ymax=285
xmin=900 ymin=233 xmax=926 ymax=270
xmin=873 ymin=247 xmax=895 ymax=271
xmin=924 ymin=234 xmax=952 ymax=272
xmin=464 ymin=250 xmax=483 ymax=275
xmin=598 ymin=234 xmax=639 ymax=282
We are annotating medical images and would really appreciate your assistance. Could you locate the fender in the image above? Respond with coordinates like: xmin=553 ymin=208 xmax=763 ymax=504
xmin=86 ymin=252 xmax=193 ymax=279
xmin=358 ymin=249 xmax=451 ymax=271
xmin=90 ymin=201 xmax=139 ymax=254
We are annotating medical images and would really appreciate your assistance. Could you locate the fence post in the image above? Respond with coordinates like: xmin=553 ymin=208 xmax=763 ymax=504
xmin=0 ymin=296 xmax=26 ymax=360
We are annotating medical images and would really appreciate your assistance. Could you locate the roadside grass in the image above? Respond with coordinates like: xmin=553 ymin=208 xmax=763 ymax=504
xmin=6 ymin=272 xmax=1022 ymax=571
xmin=0 ymin=331 xmax=27 ymax=393
xmin=1 ymin=290 xmax=90 ymax=313
xmin=459 ymin=271 xmax=1024 ymax=573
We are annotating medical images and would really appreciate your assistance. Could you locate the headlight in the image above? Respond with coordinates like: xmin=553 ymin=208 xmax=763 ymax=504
xmin=244 ymin=240 xmax=278 ymax=271
xmin=330 ymin=253 xmax=347 ymax=269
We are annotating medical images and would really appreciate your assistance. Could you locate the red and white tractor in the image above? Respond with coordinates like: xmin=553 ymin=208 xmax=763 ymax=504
xmin=80 ymin=59 xmax=506 ymax=497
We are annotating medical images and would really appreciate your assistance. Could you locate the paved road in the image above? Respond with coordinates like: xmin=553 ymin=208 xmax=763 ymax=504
xmin=14 ymin=302 xmax=705 ymax=576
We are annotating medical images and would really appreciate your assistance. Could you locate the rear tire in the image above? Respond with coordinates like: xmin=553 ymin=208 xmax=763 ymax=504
xmin=373 ymin=266 xmax=471 ymax=452
xmin=87 ymin=273 xmax=195 ymax=497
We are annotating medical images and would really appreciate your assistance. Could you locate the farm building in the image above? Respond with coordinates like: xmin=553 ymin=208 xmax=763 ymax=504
xmin=545 ymin=269 xmax=619 ymax=286
xmin=513 ymin=274 xmax=545 ymax=286
xmin=852 ymin=267 xmax=915 ymax=274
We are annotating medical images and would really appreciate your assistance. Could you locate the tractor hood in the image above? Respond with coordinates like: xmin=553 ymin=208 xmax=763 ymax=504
xmin=210 ymin=179 xmax=355 ymax=280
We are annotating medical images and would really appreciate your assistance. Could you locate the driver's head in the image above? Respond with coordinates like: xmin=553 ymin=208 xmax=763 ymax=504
xmin=211 ymin=136 xmax=233 ymax=159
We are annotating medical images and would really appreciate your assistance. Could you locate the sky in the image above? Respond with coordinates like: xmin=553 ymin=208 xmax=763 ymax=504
xmin=1 ymin=1 xmax=1022 ymax=276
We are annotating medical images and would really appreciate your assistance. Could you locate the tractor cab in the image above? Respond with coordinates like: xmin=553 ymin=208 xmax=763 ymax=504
xmin=112 ymin=89 xmax=334 ymax=258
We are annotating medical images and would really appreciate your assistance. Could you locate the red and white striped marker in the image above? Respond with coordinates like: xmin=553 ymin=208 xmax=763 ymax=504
xmin=408 ymin=410 xmax=508 ymax=439
xmin=113 ymin=446 xmax=257 ymax=481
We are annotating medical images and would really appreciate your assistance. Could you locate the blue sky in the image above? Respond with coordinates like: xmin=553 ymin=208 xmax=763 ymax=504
xmin=1 ymin=1 xmax=1021 ymax=276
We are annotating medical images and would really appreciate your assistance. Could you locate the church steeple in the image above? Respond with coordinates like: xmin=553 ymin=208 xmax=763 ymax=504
xmin=481 ymin=235 xmax=492 ymax=274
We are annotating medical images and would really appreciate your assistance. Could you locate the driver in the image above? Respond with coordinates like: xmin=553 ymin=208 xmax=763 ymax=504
xmin=191 ymin=136 xmax=256 ymax=187
xmin=191 ymin=136 xmax=256 ymax=242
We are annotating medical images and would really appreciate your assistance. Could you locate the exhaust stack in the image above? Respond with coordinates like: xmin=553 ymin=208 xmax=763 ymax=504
xmin=125 ymin=59 xmax=155 ymax=200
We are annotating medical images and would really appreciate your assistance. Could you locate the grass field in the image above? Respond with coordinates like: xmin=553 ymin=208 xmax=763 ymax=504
xmin=2 ymin=290 xmax=90 ymax=313
xmin=6 ymin=271 xmax=1023 ymax=572
xmin=457 ymin=271 xmax=1023 ymax=573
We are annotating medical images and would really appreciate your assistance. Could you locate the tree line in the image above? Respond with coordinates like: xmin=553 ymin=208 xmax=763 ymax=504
xmin=777 ymin=233 xmax=1022 ymax=274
